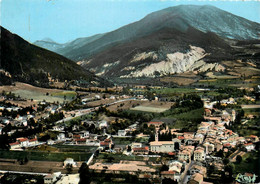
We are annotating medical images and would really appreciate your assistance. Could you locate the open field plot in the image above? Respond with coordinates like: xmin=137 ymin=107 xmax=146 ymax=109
xmin=0 ymin=159 xmax=80 ymax=174
xmin=0 ymin=150 xmax=91 ymax=162
xmin=244 ymin=108 xmax=260 ymax=117
xmin=96 ymin=153 xmax=148 ymax=162
xmin=129 ymin=100 xmax=174 ymax=113
xmin=0 ymin=82 xmax=76 ymax=103
xmin=131 ymin=106 xmax=168 ymax=113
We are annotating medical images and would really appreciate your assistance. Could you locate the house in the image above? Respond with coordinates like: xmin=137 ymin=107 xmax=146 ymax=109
xmin=16 ymin=137 xmax=29 ymax=147
xmin=168 ymin=160 xmax=183 ymax=182
xmin=98 ymin=120 xmax=108 ymax=129
xmin=57 ymin=133 xmax=66 ymax=140
xmin=100 ymin=138 xmax=113 ymax=149
xmin=10 ymin=142 xmax=20 ymax=149
xmin=118 ymin=129 xmax=127 ymax=136
xmin=189 ymin=165 xmax=207 ymax=177
xmin=131 ymin=142 xmax=142 ymax=149
xmin=64 ymin=158 xmax=77 ymax=167
xmin=160 ymin=171 xmax=176 ymax=180
xmin=203 ymin=142 xmax=215 ymax=154
xmin=188 ymin=173 xmax=203 ymax=184
xmin=29 ymin=138 xmax=38 ymax=146
xmin=47 ymin=139 xmax=55 ymax=145
xmin=178 ymin=146 xmax=194 ymax=162
xmin=147 ymin=121 xmax=164 ymax=128
xmin=194 ymin=147 xmax=205 ymax=161
xmin=244 ymin=143 xmax=255 ymax=152
xmin=132 ymin=146 xmax=149 ymax=155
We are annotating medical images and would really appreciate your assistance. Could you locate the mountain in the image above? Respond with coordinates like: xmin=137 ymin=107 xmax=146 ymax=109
xmin=33 ymin=33 xmax=105 ymax=56
xmin=81 ymin=27 xmax=235 ymax=78
xmin=38 ymin=5 xmax=259 ymax=63
xmin=75 ymin=5 xmax=259 ymax=78
xmin=0 ymin=26 xmax=108 ymax=87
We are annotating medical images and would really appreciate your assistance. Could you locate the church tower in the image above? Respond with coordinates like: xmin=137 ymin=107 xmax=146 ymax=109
xmin=155 ymin=128 xmax=159 ymax=142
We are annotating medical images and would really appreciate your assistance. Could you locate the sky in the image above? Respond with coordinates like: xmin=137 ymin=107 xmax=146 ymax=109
xmin=1 ymin=0 xmax=260 ymax=43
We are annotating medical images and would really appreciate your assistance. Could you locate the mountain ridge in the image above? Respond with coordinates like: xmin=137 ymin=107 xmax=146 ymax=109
xmin=0 ymin=26 xmax=108 ymax=87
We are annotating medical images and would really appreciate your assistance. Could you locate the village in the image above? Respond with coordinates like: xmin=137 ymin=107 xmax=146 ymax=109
xmin=0 ymin=83 xmax=259 ymax=184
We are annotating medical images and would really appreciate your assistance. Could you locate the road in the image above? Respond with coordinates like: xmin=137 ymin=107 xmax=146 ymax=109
xmin=0 ymin=170 xmax=48 ymax=176
xmin=181 ymin=161 xmax=194 ymax=184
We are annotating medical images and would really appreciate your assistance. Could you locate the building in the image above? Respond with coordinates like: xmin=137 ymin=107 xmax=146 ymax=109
xmin=150 ymin=141 xmax=175 ymax=153
xmin=147 ymin=121 xmax=164 ymax=128
xmin=132 ymin=146 xmax=149 ymax=155
xmin=188 ymin=173 xmax=203 ymax=184
xmin=150 ymin=130 xmax=179 ymax=153
xmin=160 ymin=171 xmax=176 ymax=180
xmin=118 ymin=129 xmax=127 ymax=136
xmin=178 ymin=146 xmax=194 ymax=162
xmin=189 ymin=165 xmax=207 ymax=177
xmin=194 ymin=147 xmax=206 ymax=161
xmin=16 ymin=138 xmax=29 ymax=147
xmin=244 ymin=143 xmax=255 ymax=152
xmin=100 ymin=138 xmax=113 ymax=149
xmin=64 ymin=158 xmax=77 ymax=167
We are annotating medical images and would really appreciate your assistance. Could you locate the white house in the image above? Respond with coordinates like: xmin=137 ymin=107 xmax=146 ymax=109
xmin=118 ymin=130 xmax=127 ymax=136
xmin=57 ymin=133 xmax=66 ymax=140
xmin=244 ymin=143 xmax=255 ymax=152
xmin=64 ymin=158 xmax=77 ymax=167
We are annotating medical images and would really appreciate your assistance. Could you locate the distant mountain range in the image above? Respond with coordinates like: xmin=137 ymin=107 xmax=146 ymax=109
xmin=33 ymin=5 xmax=260 ymax=80
xmin=0 ymin=26 xmax=108 ymax=86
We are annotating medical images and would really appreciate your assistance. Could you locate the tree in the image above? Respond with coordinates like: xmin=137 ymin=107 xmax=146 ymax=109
xmin=160 ymin=164 xmax=169 ymax=172
xmin=236 ymin=155 xmax=242 ymax=164
xmin=65 ymin=164 xmax=73 ymax=174
xmin=223 ymin=158 xmax=229 ymax=165
xmin=78 ymin=163 xmax=91 ymax=184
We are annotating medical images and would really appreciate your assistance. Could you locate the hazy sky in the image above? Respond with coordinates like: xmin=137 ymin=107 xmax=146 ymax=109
xmin=1 ymin=0 xmax=259 ymax=43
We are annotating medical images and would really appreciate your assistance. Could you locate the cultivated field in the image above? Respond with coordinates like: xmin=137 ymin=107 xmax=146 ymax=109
xmin=129 ymin=100 xmax=174 ymax=113
xmin=0 ymin=82 xmax=76 ymax=103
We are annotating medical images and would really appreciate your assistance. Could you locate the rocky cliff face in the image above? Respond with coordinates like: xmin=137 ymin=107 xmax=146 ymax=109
xmin=119 ymin=46 xmax=225 ymax=78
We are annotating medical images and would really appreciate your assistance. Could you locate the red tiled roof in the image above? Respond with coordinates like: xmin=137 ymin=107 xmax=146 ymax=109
xmin=178 ymin=136 xmax=184 ymax=140
xmin=100 ymin=142 xmax=110 ymax=146
xmin=223 ymin=143 xmax=231 ymax=147
xmin=17 ymin=138 xmax=29 ymax=142
xmin=133 ymin=147 xmax=149 ymax=152
xmin=10 ymin=142 xmax=19 ymax=146
xmin=75 ymin=138 xmax=86 ymax=142
xmin=168 ymin=152 xmax=176 ymax=156
xmin=161 ymin=171 xmax=175 ymax=175
xmin=147 ymin=122 xmax=163 ymax=125
xmin=29 ymin=138 xmax=37 ymax=142
xmin=244 ymin=143 xmax=253 ymax=146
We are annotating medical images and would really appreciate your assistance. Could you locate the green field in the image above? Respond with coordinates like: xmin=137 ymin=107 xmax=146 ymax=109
xmin=152 ymin=87 xmax=196 ymax=95
xmin=0 ymin=150 xmax=91 ymax=162
xmin=233 ymin=152 xmax=260 ymax=175
xmin=13 ymin=89 xmax=76 ymax=103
